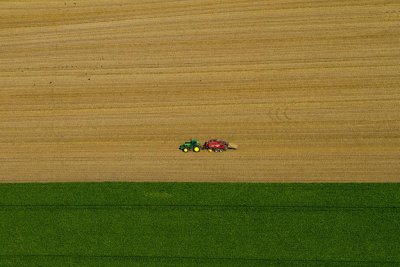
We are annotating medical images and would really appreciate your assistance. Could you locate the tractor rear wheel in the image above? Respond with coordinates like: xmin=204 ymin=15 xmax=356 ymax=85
xmin=193 ymin=146 xmax=200 ymax=152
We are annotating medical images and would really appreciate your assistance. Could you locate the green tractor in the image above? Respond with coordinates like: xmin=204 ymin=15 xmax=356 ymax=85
xmin=179 ymin=139 xmax=201 ymax=153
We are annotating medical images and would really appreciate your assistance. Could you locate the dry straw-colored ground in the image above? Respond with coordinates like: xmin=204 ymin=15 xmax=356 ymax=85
xmin=0 ymin=0 xmax=399 ymax=182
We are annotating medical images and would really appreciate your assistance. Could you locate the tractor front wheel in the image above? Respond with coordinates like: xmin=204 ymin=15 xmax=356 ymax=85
xmin=183 ymin=148 xmax=189 ymax=153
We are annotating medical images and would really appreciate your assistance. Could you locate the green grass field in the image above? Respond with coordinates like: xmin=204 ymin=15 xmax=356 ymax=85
xmin=0 ymin=183 xmax=399 ymax=266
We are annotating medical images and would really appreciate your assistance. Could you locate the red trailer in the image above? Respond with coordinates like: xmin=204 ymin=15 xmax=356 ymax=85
xmin=203 ymin=139 xmax=238 ymax=152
